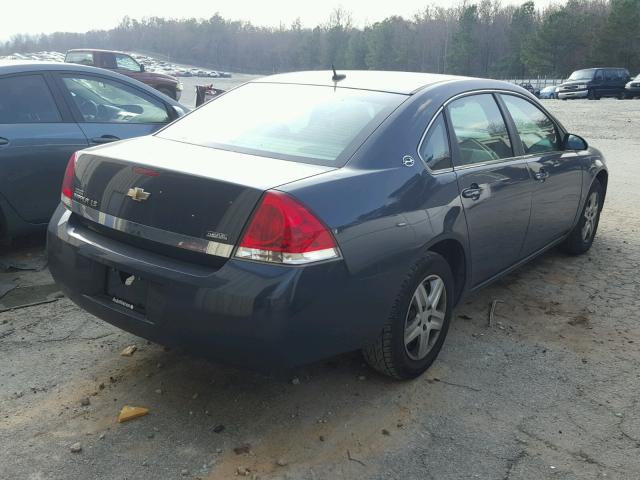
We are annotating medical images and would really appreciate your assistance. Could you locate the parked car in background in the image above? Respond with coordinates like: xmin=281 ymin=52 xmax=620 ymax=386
xmin=518 ymin=83 xmax=540 ymax=97
xmin=65 ymin=49 xmax=183 ymax=100
xmin=538 ymin=85 xmax=558 ymax=99
xmin=625 ymin=74 xmax=640 ymax=98
xmin=47 ymin=71 xmax=607 ymax=379
xmin=0 ymin=61 xmax=188 ymax=243
xmin=557 ymin=67 xmax=630 ymax=100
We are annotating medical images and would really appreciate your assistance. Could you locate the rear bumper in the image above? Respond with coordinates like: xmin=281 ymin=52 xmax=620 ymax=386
xmin=558 ymin=89 xmax=588 ymax=99
xmin=47 ymin=205 xmax=383 ymax=369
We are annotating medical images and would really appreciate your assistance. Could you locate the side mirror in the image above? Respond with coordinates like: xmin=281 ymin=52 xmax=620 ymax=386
xmin=172 ymin=105 xmax=187 ymax=118
xmin=139 ymin=64 xmax=145 ymax=72
xmin=564 ymin=133 xmax=588 ymax=151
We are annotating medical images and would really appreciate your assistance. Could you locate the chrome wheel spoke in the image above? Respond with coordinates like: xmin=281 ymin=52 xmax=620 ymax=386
xmin=427 ymin=278 xmax=444 ymax=310
xmin=418 ymin=328 xmax=431 ymax=358
xmin=429 ymin=313 xmax=444 ymax=331
xmin=404 ymin=317 xmax=422 ymax=344
xmin=414 ymin=284 xmax=429 ymax=314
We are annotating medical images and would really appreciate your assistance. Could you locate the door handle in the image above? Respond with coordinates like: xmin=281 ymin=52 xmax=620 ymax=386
xmin=461 ymin=183 xmax=482 ymax=200
xmin=90 ymin=135 xmax=120 ymax=144
xmin=534 ymin=168 xmax=550 ymax=182
xmin=0 ymin=137 xmax=9 ymax=146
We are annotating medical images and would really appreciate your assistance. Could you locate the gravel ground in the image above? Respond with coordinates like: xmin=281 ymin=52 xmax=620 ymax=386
xmin=1 ymin=98 xmax=639 ymax=480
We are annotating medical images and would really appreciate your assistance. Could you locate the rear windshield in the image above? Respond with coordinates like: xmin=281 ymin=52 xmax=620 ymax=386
xmin=157 ymin=82 xmax=406 ymax=166
xmin=66 ymin=51 xmax=94 ymax=66
xmin=568 ymin=69 xmax=594 ymax=81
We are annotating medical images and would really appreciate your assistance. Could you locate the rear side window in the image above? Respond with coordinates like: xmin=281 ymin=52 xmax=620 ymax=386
xmin=419 ymin=113 xmax=451 ymax=171
xmin=447 ymin=94 xmax=513 ymax=166
xmin=500 ymin=95 xmax=560 ymax=154
xmin=66 ymin=51 xmax=94 ymax=66
xmin=0 ymin=75 xmax=61 ymax=124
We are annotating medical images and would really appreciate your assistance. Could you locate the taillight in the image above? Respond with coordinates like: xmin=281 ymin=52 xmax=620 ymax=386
xmin=235 ymin=191 xmax=340 ymax=265
xmin=61 ymin=152 xmax=78 ymax=207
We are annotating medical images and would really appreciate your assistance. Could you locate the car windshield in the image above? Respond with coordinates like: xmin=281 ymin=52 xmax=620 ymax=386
xmin=568 ymin=69 xmax=594 ymax=81
xmin=635 ymin=74 xmax=640 ymax=80
xmin=157 ymin=82 xmax=406 ymax=166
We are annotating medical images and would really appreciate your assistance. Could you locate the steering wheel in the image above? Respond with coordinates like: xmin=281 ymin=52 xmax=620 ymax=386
xmin=77 ymin=98 xmax=98 ymax=119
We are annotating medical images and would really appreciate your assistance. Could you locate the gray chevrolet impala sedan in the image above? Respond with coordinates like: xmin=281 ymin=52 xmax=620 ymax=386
xmin=47 ymin=71 xmax=608 ymax=379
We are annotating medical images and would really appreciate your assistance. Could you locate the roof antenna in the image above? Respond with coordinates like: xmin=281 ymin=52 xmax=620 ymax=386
xmin=332 ymin=64 xmax=346 ymax=82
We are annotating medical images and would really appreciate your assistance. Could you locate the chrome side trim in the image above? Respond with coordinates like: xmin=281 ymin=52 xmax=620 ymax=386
xmin=68 ymin=201 xmax=234 ymax=258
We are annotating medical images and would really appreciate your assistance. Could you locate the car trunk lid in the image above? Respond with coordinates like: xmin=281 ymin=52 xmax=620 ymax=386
xmin=68 ymin=136 xmax=334 ymax=261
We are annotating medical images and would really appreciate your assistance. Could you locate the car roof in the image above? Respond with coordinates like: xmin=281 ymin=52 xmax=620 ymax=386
xmin=0 ymin=60 xmax=119 ymax=75
xmin=254 ymin=70 xmax=471 ymax=95
xmin=66 ymin=48 xmax=129 ymax=55
xmin=0 ymin=61 xmax=184 ymax=106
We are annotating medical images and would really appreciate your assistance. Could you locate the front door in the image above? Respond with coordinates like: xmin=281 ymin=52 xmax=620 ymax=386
xmin=0 ymin=73 xmax=88 ymax=224
xmin=447 ymin=93 xmax=533 ymax=286
xmin=499 ymin=94 xmax=583 ymax=254
xmin=54 ymin=73 xmax=174 ymax=146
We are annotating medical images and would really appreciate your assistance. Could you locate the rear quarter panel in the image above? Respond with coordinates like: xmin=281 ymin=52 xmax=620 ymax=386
xmin=279 ymin=84 xmax=471 ymax=342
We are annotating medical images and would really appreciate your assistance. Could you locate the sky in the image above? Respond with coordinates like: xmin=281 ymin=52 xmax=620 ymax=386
xmin=1 ymin=0 xmax=559 ymax=42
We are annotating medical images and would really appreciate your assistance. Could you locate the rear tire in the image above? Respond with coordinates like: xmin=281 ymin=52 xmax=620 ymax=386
xmin=561 ymin=179 xmax=603 ymax=255
xmin=363 ymin=252 xmax=454 ymax=380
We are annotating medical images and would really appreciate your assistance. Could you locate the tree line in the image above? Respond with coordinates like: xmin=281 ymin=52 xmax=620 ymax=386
xmin=2 ymin=0 xmax=639 ymax=77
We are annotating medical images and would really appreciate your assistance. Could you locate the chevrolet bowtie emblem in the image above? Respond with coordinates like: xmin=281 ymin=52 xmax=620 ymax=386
xmin=126 ymin=187 xmax=150 ymax=202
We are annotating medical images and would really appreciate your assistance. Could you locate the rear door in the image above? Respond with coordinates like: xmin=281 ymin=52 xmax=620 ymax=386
xmin=447 ymin=93 xmax=533 ymax=286
xmin=498 ymin=93 xmax=582 ymax=255
xmin=0 ymin=72 xmax=88 ymax=223
xmin=53 ymin=72 xmax=176 ymax=146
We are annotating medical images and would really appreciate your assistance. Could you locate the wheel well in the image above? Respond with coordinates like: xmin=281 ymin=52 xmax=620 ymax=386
xmin=0 ymin=205 xmax=8 ymax=244
xmin=428 ymin=239 xmax=466 ymax=305
xmin=596 ymin=170 xmax=608 ymax=202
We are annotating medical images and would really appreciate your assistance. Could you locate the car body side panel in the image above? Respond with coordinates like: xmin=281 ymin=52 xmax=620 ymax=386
xmin=522 ymin=150 xmax=583 ymax=254
xmin=0 ymin=123 xmax=88 ymax=223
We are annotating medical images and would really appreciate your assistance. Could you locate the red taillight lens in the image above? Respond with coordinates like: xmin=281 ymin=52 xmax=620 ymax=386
xmin=235 ymin=191 xmax=339 ymax=265
xmin=61 ymin=152 xmax=78 ymax=206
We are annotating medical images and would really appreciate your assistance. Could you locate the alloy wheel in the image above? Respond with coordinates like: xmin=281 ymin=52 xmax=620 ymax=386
xmin=581 ymin=191 xmax=599 ymax=242
xmin=404 ymin=275 xmax=447 ymax=361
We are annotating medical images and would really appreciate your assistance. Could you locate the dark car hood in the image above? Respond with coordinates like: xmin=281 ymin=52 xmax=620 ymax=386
xmin=142 ymin=71 xmax=179 ymax=82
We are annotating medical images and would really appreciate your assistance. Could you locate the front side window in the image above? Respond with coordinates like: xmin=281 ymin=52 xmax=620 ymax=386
xmin=0 ymin=75 xmax=61 ymax=123
xmin=419 ymin=113 xmax=451 ymax=171
xmin=115 ymin=54 xmax=141 ymax=72
xmin=61 ymin=76 xmax=169 ymax=124
xmin=157 ymin=82 xmax=406 ymax=166
xmin=447 ymin=94 xmax=513 ymax=166
xmin=501 ymin=95 xmax=560 ymax=154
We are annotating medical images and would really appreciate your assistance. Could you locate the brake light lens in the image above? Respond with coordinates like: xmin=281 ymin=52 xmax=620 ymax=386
xmin=235 ymin=191 xmax=340 ymax=265
xmin=61 ymin=152 xmax=78 ymax=207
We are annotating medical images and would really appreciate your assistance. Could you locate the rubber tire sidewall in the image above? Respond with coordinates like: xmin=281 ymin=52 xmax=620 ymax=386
xmin=561 ymin=179 xmax=603 ymax=255
xmin=388 ymin=253 xmax=455 ymax=379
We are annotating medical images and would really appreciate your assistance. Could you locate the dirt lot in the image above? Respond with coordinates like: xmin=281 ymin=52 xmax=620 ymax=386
xmin=1 ymin=98 xmax=639 ymax=480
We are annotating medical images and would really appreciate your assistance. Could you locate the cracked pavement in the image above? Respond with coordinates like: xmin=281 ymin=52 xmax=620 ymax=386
xmin=1 ymin=99 xmax=639 ymax=479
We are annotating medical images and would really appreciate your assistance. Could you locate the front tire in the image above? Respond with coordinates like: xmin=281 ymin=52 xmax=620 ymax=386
xmin=363 ymin=252 xmax=454 ymax=380
xmin=561 ymin=179 xmax=603 ymax=255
